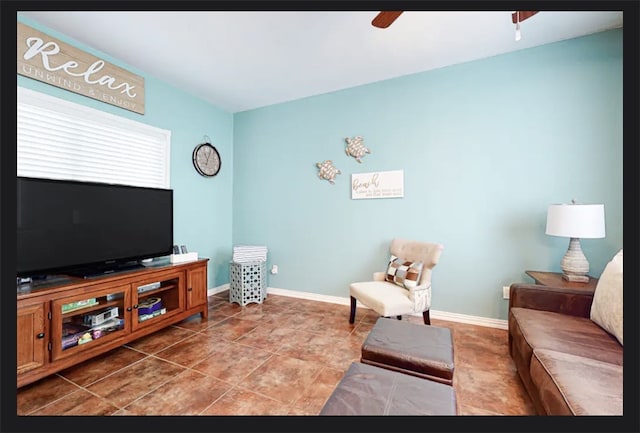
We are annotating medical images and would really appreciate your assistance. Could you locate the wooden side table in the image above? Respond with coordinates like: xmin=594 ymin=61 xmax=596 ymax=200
xmin=525 ymin=270 xmax=598 ymax=291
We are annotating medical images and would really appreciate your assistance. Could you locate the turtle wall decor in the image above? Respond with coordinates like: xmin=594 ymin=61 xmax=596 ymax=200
xmin=345 ymin=136 xmax=370 ymax=163
xmin=316 ymin=160 xmax=341 ymax=184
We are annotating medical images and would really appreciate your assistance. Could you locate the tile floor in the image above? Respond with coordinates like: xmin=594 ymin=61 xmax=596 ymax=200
xmin=16 ymin=291 xmax=536 ymax=416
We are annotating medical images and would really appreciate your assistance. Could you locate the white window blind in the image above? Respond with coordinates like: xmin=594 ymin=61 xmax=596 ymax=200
xmin=17 ymin=86 xmax=171 ymax=189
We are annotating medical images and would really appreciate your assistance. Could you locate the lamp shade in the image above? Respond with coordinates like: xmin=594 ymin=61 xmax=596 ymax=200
xmin=546 ymin=203 xmax=606 ymax=239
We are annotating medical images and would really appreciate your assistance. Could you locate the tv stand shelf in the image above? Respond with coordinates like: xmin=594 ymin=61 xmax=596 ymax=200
xmin=60 ymin=300 xmax=120 ymax=318
xmin=17 ymin=258 xmax=209 ymax=388
xmin=139 ymin=283 xmax=177 ymax=297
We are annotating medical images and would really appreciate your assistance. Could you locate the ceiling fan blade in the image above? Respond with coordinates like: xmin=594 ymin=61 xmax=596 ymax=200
xmin=372 ymin=11 xmax=403 ymax=28
xmin=512 ymin=11 xmax=539 ymax=24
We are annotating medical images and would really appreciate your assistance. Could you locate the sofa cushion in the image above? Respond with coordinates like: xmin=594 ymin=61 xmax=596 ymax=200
xmin=510 ymin=307 xmax=622 ymax=366
xmin=590 ymin=249 xmax=623 ymax=345
xmin=530 ymin=349 xmax=623 ymax=415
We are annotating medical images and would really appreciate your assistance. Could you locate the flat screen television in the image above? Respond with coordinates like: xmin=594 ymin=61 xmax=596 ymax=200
xmin=17 ymin=176 xmax=173 ymax=278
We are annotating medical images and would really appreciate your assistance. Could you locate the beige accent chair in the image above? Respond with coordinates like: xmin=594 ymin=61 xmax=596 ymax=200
xmin=349 ymin=239 xmax=444 ymax=325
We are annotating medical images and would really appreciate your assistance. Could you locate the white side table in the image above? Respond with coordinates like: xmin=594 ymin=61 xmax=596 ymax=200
xmin=229 ymin=261 xmax=267 ymax=306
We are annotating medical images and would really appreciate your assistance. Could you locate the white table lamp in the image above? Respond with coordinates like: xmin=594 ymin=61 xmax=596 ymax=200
xmin=545 ymin=201 xmax=606 ymax=283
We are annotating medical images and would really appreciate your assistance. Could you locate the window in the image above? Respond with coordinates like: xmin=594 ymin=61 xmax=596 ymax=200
xmin=17 ymin=86 xmax=171 ymax=189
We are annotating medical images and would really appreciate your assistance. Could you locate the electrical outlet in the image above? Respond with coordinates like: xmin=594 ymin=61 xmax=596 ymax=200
xmin=503 ymin=286 xmax=510 ymax=299
xmin=271 ymin=264 xmax=278 ymax=275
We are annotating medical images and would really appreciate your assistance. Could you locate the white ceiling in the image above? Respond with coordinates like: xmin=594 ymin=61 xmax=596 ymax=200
xmin=19 ymin=10 xmax=623 ymax=113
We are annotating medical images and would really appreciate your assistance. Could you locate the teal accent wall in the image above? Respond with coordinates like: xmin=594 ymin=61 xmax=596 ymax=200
xmin=16 ymin=13 xmax=622 ymax=321
xmin=233 ymin=29 xmax=623 ymax=321
xmin=17 ymin=15 xmax=235 ymax=287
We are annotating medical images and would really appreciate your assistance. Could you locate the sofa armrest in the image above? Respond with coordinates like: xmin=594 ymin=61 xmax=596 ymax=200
xmin=508 ymin=283 xmax=594 ymax=318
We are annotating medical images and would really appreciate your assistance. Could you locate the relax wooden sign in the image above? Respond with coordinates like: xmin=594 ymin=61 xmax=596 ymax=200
xmin=17 ymin=22 xmax=145 ymax=114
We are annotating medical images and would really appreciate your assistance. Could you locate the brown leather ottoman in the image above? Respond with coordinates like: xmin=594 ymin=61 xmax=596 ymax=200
xmin=361 ymin=317 xmax=454 ymax=385
xmin=320 ymin=362 xmax=457 ymax=415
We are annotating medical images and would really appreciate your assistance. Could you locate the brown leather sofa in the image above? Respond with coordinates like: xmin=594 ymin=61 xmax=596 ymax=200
xmin=508 ymin=283 xmax=623 ymax=415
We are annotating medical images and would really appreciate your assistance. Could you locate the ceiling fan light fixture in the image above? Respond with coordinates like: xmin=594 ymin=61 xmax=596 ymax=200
xmin=515 ymin=22 xmax=522 ymax=41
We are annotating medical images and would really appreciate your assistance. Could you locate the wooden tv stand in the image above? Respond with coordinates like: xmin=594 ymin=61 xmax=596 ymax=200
xmin=17 ymin=258 xmax=209 ymax=388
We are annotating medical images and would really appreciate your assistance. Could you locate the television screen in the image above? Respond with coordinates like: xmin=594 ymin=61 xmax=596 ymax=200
xmin=17 ymin=176 xmax=173 ymax=278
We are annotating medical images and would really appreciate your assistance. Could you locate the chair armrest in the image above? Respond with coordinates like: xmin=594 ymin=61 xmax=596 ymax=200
xmin=508 ymin=283 xmax=594 ymax=318
xmin=408 ymin=283 xmax=431 ymax=312
xmin=373 ymin=272 xmax=385 ymax=281
xmin=409 ymin=283 xmax=431 ymax=293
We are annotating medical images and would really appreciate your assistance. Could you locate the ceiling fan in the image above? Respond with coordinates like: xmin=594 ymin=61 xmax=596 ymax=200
xmin=371 ymin=11 xmax=539 ymax=29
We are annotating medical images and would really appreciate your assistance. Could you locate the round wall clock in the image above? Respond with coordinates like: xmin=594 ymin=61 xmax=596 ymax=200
xmin=192 ymin=142 xmax=221 ymax=177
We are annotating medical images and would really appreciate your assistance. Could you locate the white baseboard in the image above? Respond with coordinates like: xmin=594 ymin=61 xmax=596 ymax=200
xmin=430 ymin=309 xmax=508 ymax=330
xmin=207 ymin=285 xmax=507 ymax=330
xmin=208 ymin=284 xmax=229 ymax=296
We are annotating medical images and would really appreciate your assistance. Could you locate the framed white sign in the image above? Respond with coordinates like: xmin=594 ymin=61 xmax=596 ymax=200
xmin=351 ymin=170 xmax=404 ymax=200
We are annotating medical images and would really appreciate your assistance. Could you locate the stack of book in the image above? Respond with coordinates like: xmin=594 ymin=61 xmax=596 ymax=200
xmin=232 ymin=245 xmax=268 ymax=263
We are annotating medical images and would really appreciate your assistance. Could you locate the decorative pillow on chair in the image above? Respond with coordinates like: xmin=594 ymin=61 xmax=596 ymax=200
xmin=385 ymin=255 xmax=423 ymax=290
xmin=590 ymin=249 xmax=623 ymax=345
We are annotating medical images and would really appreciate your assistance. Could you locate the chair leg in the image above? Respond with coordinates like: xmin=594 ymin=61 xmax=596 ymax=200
xmin=423 ymin=310 xmax=431 ymax=325
xmin=349 ymin=296 xmax=356 ymax=324
xmin=396 ymin=315 xmax=402 ymax=320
